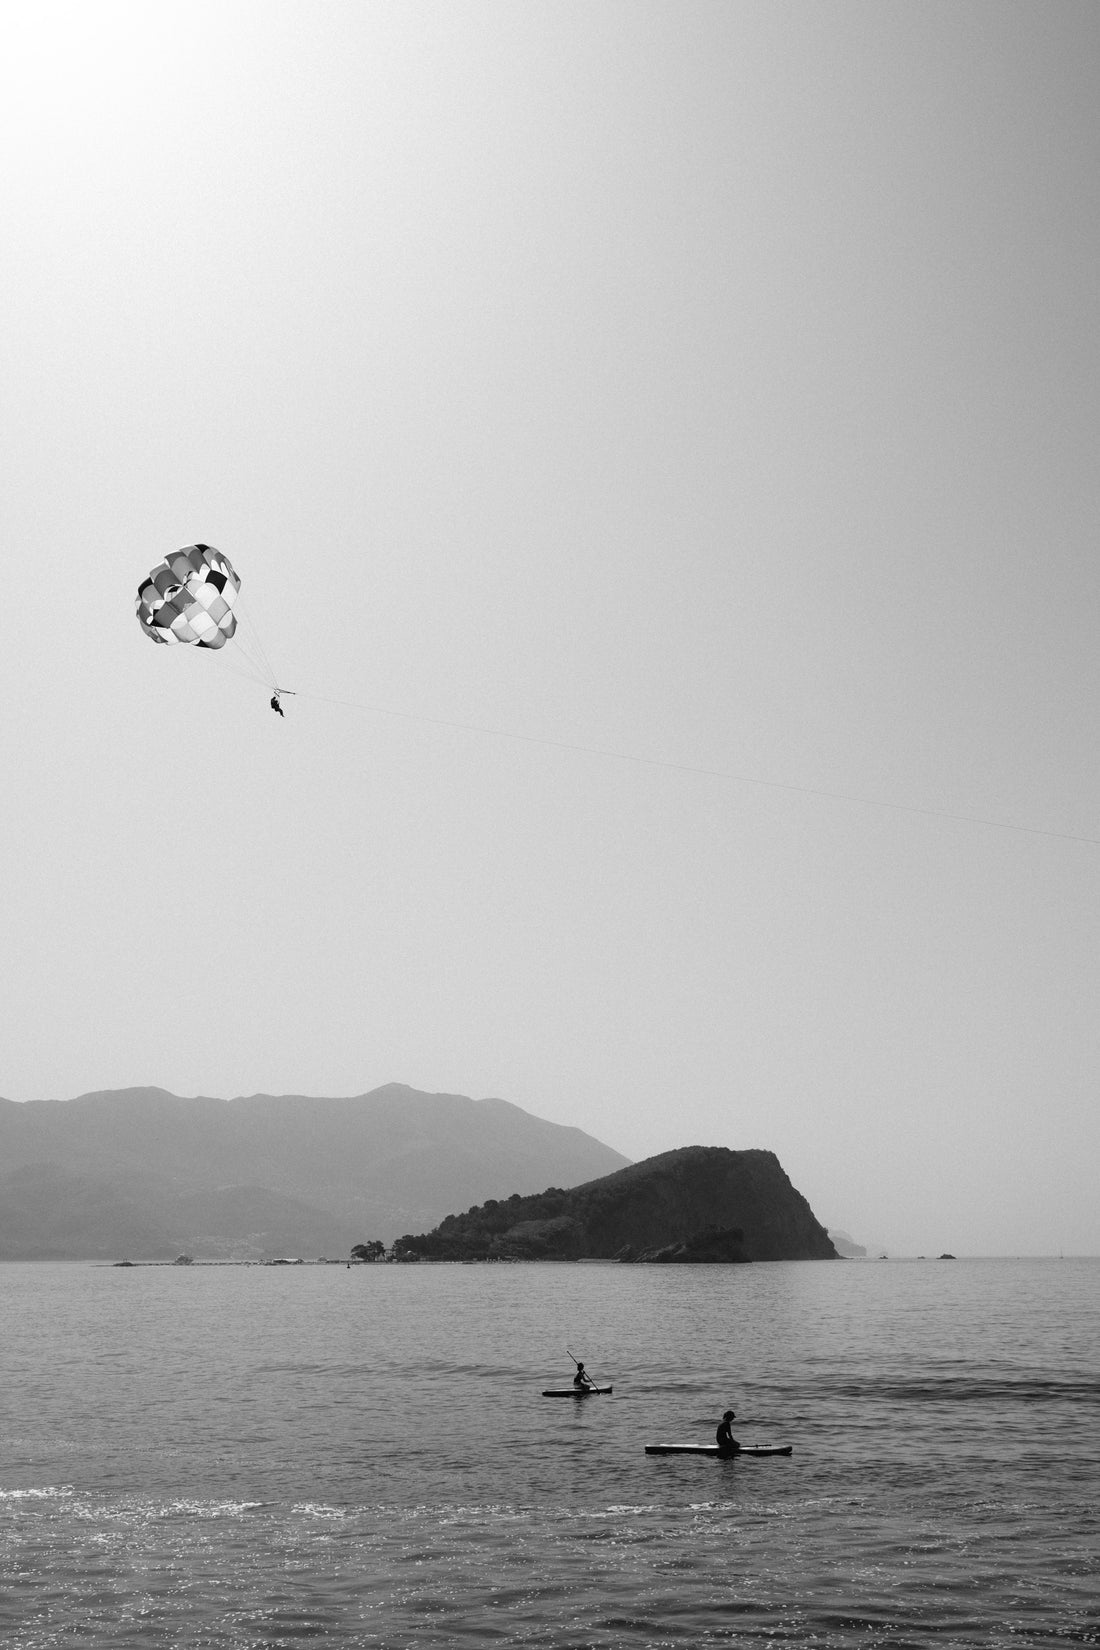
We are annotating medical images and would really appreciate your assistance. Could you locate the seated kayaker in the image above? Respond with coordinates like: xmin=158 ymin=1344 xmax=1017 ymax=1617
xmin=573 ymin=1361 xmax=595 ymax=1391
xmin=716 ymin=1409 xmax=741 ymax=1456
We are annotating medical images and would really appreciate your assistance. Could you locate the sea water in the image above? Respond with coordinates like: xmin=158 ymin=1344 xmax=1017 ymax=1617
xmin=1 ymin=1257 xmax=1097 ymax=1647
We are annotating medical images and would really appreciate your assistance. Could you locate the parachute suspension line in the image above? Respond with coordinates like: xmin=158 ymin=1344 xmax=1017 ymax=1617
xmin=226 ymin=624 xmax=277 ymax=688
xmin=229 ymin=598 xmax=299 ymax=709
xmin=207 ymin=647 xmax=277 ymax=691
xmin=230 ymin=590 xmax=280 ymax=692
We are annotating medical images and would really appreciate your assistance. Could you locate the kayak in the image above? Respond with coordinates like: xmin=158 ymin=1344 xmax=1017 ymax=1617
xmin=644 ymin=1443 xmax=792 ymax=1457
xmin=541 ymin=1386 xmax=613 ymax=1397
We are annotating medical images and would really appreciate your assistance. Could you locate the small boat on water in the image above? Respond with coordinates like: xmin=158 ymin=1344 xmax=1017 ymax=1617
xmin=541 ymin=1385 xmax=613 ymax=1397
xmin=644 ymin=1442 xmax=792 ymax=1457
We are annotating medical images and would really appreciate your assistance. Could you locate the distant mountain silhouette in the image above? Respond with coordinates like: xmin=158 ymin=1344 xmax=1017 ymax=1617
xmin=0 ymin=1161 xmax=353 ymax=1262
xmin=0 ymin=1085 xmax=630 ymax=1260
xmin=393 ymin=1146 xmax=838 ymax=1262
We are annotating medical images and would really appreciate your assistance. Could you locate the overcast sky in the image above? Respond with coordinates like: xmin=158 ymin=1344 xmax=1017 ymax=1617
xmin=3 ymin=1 xmax=1098 ymax=1257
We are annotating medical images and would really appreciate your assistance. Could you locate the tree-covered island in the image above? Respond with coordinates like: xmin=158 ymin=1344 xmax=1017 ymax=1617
xmin=383 ymin=1146 xmax=837 ymax=1262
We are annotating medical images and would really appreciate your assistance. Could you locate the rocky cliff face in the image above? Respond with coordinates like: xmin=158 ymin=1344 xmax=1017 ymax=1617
xmin=625 ymin=1225 xmax=749 ymax=1263
xmin=396 ymin=1146 xmax=837 ymax=1262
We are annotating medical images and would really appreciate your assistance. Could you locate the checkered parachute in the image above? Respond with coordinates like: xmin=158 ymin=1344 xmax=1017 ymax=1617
xmin=135 ymin=545 xmax=241 ymax=649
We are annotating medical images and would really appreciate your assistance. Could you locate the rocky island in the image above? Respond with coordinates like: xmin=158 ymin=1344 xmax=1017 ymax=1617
xmin=392 ymin=1145 xmax=837 ymax=1262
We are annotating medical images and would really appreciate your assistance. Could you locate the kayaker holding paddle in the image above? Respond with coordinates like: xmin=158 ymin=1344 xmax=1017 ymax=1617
xmin=716 ymin=1410 xmax=741 ymax=1457
xmin=573 ymin=1359 xmax=596 ymax=1392
xmin=541 ymin=1351 xmax=611 ymax=1397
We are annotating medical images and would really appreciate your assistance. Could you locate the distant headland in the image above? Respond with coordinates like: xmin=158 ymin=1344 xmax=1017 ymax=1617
xmin=390 ymin=1146 xmax=838 ymax=1263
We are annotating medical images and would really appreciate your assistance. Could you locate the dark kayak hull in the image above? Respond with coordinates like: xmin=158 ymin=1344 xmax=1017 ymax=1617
xmin=645 ymin=1443 xmax=792 ymax=1456
xmin=541 ymin=1386 xmax=613 ymax=1397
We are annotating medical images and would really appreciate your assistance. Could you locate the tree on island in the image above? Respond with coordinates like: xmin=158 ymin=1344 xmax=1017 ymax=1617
xmin=350 ymin=1240 xmax=386 ymax=1262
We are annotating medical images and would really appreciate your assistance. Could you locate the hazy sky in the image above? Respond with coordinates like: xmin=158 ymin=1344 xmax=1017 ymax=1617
xmin=3 ymin=1 xmax=1098 ymax=1257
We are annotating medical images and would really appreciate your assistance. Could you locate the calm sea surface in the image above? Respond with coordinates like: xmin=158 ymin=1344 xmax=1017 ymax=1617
xmin=1 ymin=1257 xmax=1097 ymax=1648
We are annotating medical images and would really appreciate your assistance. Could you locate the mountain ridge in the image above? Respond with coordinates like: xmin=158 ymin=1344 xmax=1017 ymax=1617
xmin=0 ymin=1085 xmax=630 ymax=1259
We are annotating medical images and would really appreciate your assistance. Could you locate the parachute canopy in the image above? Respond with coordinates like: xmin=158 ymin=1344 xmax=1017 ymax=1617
xmin=136 ymin=544 xmax=241 ymax=649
